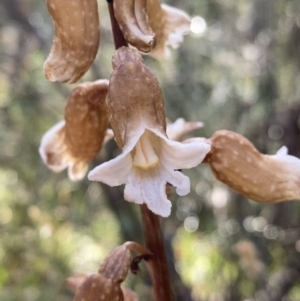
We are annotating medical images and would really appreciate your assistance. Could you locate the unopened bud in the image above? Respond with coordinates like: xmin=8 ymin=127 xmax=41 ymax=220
xmin=39 ymin=80 xmax=109 ymax=181
xmin=113 ymin=0 xmax=155 ymax=53
xmin=70 ymin=242 xmax=150 ymax=301
xmin=44 ymin=0 xmax=100 ymax=83
xmin=206 ymin=130 xmax=300 ymax=203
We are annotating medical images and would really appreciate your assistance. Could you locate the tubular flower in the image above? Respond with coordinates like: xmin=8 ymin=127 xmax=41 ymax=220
xmin=88 ymin=47 xmax=210 ymax=217
xmin=39 ymin=80 xmax=111 ymax=181
xmin=205 ymin=130 xmax=300 ymax=203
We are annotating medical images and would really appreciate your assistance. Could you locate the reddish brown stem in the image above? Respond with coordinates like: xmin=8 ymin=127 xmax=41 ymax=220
xmin=107 ymin=0 xmax=128 ymax=49
xmin=140 ymin=204 xmax=173 ymax=301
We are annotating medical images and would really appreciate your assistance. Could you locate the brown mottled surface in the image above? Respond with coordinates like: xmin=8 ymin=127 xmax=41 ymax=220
xmin=207 ymin=130 xmax=300 ymax=203
xmin=114 ymin=0 xmax=155 ymax=53
xmin=99 ymin=245 xmax=131 ymax=283
xmin=73 ymin=274 xmax=124 ymax=301
xmin=44 ymin=0 xmax=100 ymax=83
xmin=64 ymin=80 xmax=109 ymax=161
xmin=108 ymin=47 xmax=166 ymax=149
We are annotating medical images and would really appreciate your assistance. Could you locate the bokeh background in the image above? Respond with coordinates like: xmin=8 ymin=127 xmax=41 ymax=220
xmin=1 ymin=0 xmax=300 ymax=300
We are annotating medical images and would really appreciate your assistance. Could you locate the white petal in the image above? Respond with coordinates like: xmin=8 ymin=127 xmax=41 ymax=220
xmin=88 ymin=152 xmax=132 ymax=186
xmin=159 ymin=135 xmax=211 ymax=169
xmin=275 ymin=145 xmax=288 ymax=157
xmin=124 ymin=167 xmax=172 ymax=217
xmin=88 ymin=125 xmax=145 ymax=186
xmin=39 ymin=120 xmax=70 ymax=172
xmin=166 ymin=118 xmax=203 ymax=141
xmin=160 ymin=162 xmax=190 ymax=196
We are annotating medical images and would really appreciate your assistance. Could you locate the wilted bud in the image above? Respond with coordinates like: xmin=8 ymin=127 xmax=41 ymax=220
xmin=73 ymin=274 xmax=123 ymax=301
xmin=114 ymin=0 xmax=155 ymax=53
xmin=147 ymin=1 xmax=191 ymax=59
xmin=109 ymin=47 xmax=166 ymax=149
xmin=44 ymin=0 xmax=100 ymax=83
xmin=39 ymin=80 xmax=110 ymax=181
xmin=206 ymin=130 xmax=300 ymax=203
xmin=70 ymin=242 xmax=150 ymax=301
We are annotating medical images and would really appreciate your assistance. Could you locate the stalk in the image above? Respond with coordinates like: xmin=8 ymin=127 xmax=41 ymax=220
xmin=106 ymin=1 xmax=173 ymax=300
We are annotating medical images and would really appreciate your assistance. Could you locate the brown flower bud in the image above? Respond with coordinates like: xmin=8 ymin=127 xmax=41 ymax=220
xmin=108 ymin=47 xmax=166 ymax=149
xmin=70 ymin=242 xmax=150 ymax=301
xmin=44 ymin=0 xmax=100 ymax=83
xmin=73 ymin=274 xmax=123 ymax=301
xmin=39 ymin=80 xmax=109 ymax=181
xmin=64 ymin=80 xmax=109 ymax=162
xmin=114 ymin=0 xmax=155 ymax=53
xmin=69 ymin=276 xmax=140 ymax=301
xmin=206 ymin=130 xmax=300 ymax=203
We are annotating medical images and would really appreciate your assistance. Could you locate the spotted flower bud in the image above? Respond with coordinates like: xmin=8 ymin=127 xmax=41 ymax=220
xmin=113 ymin=0 xmax=155 ymax=53
xmin=39 ymin=80 xmax=111 ymax=181
xmin=88 ymin=47 xmax=210 ymax=217
xmin=206 ymin=130 xmax=300 ymax=203
xmin=44 ymin=0 xmax=100 ymax=83
xmin=70 ymin=242 xmax=150 ymax=301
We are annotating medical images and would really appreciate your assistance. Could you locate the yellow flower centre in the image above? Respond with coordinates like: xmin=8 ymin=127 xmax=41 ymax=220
xmin=132 ymin=132 xmax=159 ymax=170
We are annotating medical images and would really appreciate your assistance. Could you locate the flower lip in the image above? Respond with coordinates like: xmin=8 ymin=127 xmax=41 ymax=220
xmin=132 ymin=130 xmax=159 ymax=169
xmin=88 ymin=123 xmax=211 ymax=217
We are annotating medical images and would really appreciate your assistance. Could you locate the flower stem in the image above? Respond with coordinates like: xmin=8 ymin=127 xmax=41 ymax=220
xmin=140 ymin=204 xmax=173 ymax=301
xmin=107 ymin=0 xmax=128 ymax=49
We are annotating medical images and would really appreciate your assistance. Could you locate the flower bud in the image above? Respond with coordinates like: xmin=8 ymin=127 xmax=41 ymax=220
xmin=108 ymin=47 xmax=166 ymax=150
xmin=39 ymin=80 xmax=110 ymax=181
xmin=44 ymin=0 xmax=100 ymax=83
xmin=113 ymin=0 xmax=155 ymax=53
xmin=70 ymin=242 xmax=150 ymax=301
xmin=206 ymin=130 xmax=300 ymax=203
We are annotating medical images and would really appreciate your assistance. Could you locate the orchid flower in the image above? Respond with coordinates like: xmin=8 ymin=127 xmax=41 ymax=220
xmin=88 ymin=48 xmax=210 ymax=217
xmin=39 ymin=80 xmax=112 ymax=181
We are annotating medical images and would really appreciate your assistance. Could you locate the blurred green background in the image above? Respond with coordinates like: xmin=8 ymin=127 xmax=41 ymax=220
xmin=1 ymin=0 xmax=300 ymax=300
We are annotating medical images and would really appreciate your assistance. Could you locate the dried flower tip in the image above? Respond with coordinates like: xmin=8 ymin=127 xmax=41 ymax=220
xmin=99 ymin=242 xmax=151 ymax=283
xmin=44 ymin=0 xmax=100 ymax=83
xmin=206 ymin=130 xmax=300 ymax=203
xmin=73 ymin=274 xmax=123 ymax=301
xmin=114 ymin=0 xmax=155 ymax=53
xmin=99 ymin=244 xmax=131 ymax=283
xmin=39 ymin=80 xmax=110 ymax=181
xmin=147 ymin=1 xmax=191 ymax=59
